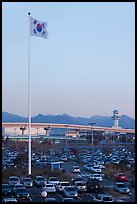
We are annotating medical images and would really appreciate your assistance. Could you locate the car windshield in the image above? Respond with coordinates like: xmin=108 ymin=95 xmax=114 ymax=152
xmin=66 ymin=187 xmax=75 ymax=191
xmin=119 ymin=174 xmax=125 ymax=176
xmin=75 ymin=178 xmax=83 ymax=181
xmin=14 ymin=184 xmax=24 ymax=188
xmin=103 ymin=196 xmax=113 ymax=201
xmin=10 ymin=178 xmax=19 ymax=181
xmin=17 ymin=188 xmax=28 ymax=193
xmin=2 ymin=184 xmax=11 ymax=189
xmin=94 ymin=167 xmax=100 ymax=169
xmin=46 ymin=184 xmax=54 ymax=187
xmin=24 ymin=178 xmax=31 ymax=181
xmin=50 ymin=178 xmax=58 ymax=181
xmin=77 ymin=183 xmax=85 ymax=186
xmin=61 ymin=183 xmax=69 ymax=186
xmin=117 ymin=184 xmax=126 ymax=188
xmin=36 ymin=178 xmax=45 ymax=181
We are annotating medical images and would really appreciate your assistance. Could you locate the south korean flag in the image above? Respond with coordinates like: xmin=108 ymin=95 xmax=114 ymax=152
xmin=30 ymin=16 xmax=48 ymax=39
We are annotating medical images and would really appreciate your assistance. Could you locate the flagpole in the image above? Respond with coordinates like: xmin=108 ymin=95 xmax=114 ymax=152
xmin=28 ymin=12 xmax=31 ymax=175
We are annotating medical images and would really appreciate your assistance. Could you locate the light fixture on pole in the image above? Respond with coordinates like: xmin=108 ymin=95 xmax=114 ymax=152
xmin=89 ymin=122 xmax=96 ymax=153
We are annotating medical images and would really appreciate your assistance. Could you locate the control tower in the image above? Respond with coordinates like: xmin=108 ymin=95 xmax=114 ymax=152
xmin=111 ymin=109 xmax=120 ymax=127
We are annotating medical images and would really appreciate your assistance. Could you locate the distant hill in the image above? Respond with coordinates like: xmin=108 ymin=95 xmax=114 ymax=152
xmin=2 ymin=112 xmax=135 ymax=129
xmin=2 ymin=112 xmax=27 ymax=122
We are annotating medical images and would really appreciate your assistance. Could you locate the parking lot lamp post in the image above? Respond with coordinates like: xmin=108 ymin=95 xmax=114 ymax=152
xmin=89 ymin=122 xmax=96 ymax=153
xmin=65 ymin=125 xmax=69 ymax=150
xmin=36 ymin=128 xmax=39 ymax=138
xmin=14 ymin=128 xmax=17 ymax=141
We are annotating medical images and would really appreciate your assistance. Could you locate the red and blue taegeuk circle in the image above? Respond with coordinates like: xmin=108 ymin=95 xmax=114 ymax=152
xmin=36 ymin=24 xmax=42 ymax=32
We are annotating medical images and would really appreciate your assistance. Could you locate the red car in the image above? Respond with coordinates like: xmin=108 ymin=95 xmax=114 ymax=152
xmin=115 ymin=173 xmax=127 ymax=181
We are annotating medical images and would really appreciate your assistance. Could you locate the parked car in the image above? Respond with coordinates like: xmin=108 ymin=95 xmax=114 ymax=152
xmin=42 ymin=183 xmax=56 ymax=193
xmin=44 ymin=198 xmax=57 ymax=202
xmin=2 ymin=184 xmax=12 ymax=196
xmin=8 ymin=176 xmax=20 ymax=186
xmin=56 ymin=181 xmax=70 ymax=192
xmin=93 ymin=193 xmax=114 ymax=202
xmin=61 ymin=197 xmax=76 ymax=202
xmin=2 ymin=196 xmax=17 ymax=202
xmin=48 ymin=177 xmax=60 ymax=186
xmin=60 ymin=156 xmax=68 ymax=161
xmin=33 ymin=176 xmax=47 ymax=187
xmin=115 ymin=173 xmax=127 ymax=182
xmin=74 ymin=182 xmax=87 ymax=192
xmin=22 ymin=177 xmax=33 ymax=188
xmin=12 ymin=184 xmax=25 ymax=194
xmin=71 ymin=166 xmax=80 ymax=173
xmin=71 ymin=177 xmax=85 ymax=185
xmin=113 ymin=182 xmax=130 ymax=194
xmin=90 ymin=165 xmax=102 ymax=173
xmin=14 ymin=187 xmax=30 ymax=198
xmin=86 ymin=178 xmax=101 ymax=193
xmin=63 ymin=186 xmax=78 ymax=198
xmin=83 ymin=164 xmax=93 ymax=171
xmin=90 ymin=174 xmax=103 ymax=181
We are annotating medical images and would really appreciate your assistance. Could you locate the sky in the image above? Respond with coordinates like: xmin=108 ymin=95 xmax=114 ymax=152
xmin=2 ymin=2 xmax=135 ymax=119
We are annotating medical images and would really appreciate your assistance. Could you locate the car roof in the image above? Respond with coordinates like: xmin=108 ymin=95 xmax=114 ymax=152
xmin=9 ymin=176 xmax=19 ymax=178
xmin=36 ymin=176 xmax=45 ymax=178
xmin=65 ymin=186 xmax=75 ymax=189
xmin=23 ymin=177 xmax=32 ymax=180
xmin=116 ymin=182 xmax=125 ymax=184
xmin=45 ymin=183 xmax=54 ymax=186
xmin=45 ymin=199 xmax=56 ymax=201
xmin=99 ymin=193 xmax=112 ymax=197
xmin=2 ymin=184 xmax=11 ymax=186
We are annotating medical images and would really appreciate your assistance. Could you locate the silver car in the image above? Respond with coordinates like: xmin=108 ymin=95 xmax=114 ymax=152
xmin=22 ymin=177 xmax=33 ymax=188
xmin=90 ymin=174 xmax=103 ymax=181
xmin=113 ymin=182 xmax=130 ymax=194
xmin=8 ymin=176 xmax=20 ymax=186
xmin=74 ymin=182 xmax=87 ymax=192
xmin=93 ymin=193 xmax=114 ymax=202
xmin=63 ymin=186 xmax=78 ymax=198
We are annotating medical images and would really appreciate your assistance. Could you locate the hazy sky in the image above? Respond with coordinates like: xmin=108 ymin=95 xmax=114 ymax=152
xmin=2 ymin=2 xmax=135 ymax=119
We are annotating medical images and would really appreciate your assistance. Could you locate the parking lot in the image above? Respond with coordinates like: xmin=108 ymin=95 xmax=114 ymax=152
xmin=2 ymin=139 xmax=135 ymax=202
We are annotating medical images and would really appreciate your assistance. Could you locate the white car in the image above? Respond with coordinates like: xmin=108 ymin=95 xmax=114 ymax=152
xmin=90 ymin=174 xmax=103 ymax=181
xmin=96 ymin=161 xmax=105 ymax=169
xmin=74 ymin=182 xmax=87 ymax=192
xmin=84 ymin=164 xmax=93 ymax=171
xmin=48 ymin=177 xmax=60 ymax=185
xmin=56 ymin=181 xmax=70 ymax=191
xmin=71 ymin=166 xmax=80 ymax=173
xmin=60 ymin=156 xmax=68 ymax=161
xmin=93 ymin=193 xmax=114 ymax=202
xmin=33 ymin=176 xmax=47 ymax=187
xmin=42 ymin=183 xmax=56 ymax=193
xmin=63 ymin=186 xmax=78 ymax=198
xmin=90 ymin=165 xmax=102 ymax=173
xmin=72 ymin=177 xmax=85 ymax=185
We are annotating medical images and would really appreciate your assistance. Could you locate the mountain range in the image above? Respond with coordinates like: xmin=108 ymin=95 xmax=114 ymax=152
xmin=2 ymin=112 xmax=135 ymax=129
